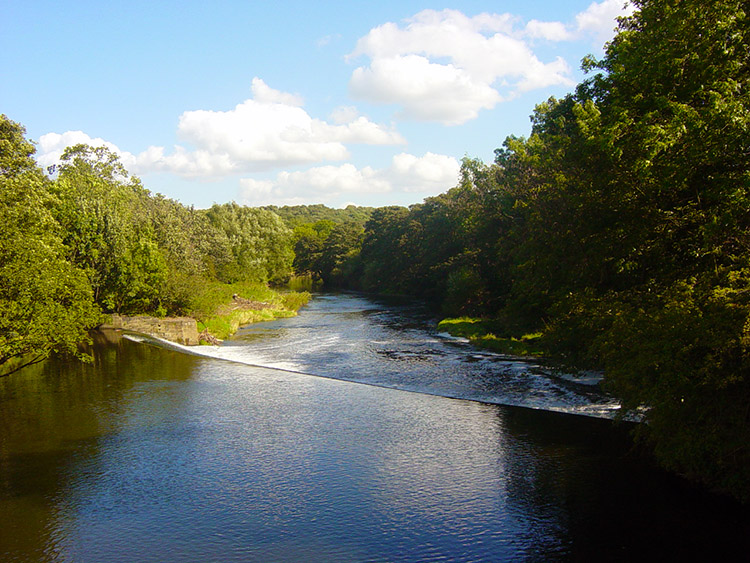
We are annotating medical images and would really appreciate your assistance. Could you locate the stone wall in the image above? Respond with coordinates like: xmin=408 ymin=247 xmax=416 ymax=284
xmin=104 ymin=315 xmax=200 ymax=345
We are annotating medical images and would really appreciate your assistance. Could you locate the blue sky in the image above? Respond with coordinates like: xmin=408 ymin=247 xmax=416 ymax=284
xmin=1 ymin=0 xmax=632 ymax=208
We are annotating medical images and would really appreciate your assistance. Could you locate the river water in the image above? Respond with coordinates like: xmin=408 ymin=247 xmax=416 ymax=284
xmin=0 ymin=292 xmax=747 ymax=561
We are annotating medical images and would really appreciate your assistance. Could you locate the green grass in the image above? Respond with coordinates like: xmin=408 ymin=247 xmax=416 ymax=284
xmin=437 ymin=317 xmax=544 ymax=356
xmin=190 ymin=280 xmax=310 ymax=341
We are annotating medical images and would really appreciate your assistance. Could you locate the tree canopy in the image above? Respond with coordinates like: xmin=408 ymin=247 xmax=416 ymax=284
xmin=0 ymin=116 xmax=297 ymax=374
xmin=2 ymin=0 xmax=748 ymax=501
xmin=0 ymin=116 xmax=101 ymax=375
xmin=290 ymin=0 xmax=750 ymax=500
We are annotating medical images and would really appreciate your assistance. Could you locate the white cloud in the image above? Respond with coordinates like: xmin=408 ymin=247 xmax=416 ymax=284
xmin=239 ymin=152 xmax=460 ymax=206
xmin=347 ymin=4 xmax=634 ymax=124
xmin=239 ymin=164 xmax=388 ymax=206
xmin=576 ymin=0 xmax=635 ymax=43
xmin=350 ymin=55 xmax=503 ymax=125
xmin=525 ymin=20 xmax=574 ymax=41
xmin=250 ymin=76 xmax=304 ymax=106
xmin=524 ymin=1 xmax=633 ymax=43
xmin=37 ymin=131 xmax=136 ymax=172
xmin=172 ymin=97 xmax=349 ymax=172
xmin=36 ymin=78 xmax=404 ymax=179
xmin=517 ymin=56 xmax=573 ymax=91
xmin=348 ymin=9 xmax=575 ymax=125
xmin=311 ymin=116 xmax=405 ymax=145
xmin=329 ymin=105 xmax=360 ymax=124
xmin=389 ymin=152 xmax=462 ymax=192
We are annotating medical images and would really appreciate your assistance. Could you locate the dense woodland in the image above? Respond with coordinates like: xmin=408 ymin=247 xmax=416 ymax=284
xmin=1 ymin=0 xmax=749 ymax=500
xmin=0 ymin=130 xmax=297 ymax=373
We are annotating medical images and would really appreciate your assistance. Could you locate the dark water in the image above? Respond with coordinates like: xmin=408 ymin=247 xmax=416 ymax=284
xmin=0 ymin=293 xmax=748 ymax=561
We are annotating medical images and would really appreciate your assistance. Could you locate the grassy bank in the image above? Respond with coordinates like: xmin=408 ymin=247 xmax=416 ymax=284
xmin=190 ymin=280 xmax=310 ymax=341
xmin=437 ymin=317 xmax=544 ymax=357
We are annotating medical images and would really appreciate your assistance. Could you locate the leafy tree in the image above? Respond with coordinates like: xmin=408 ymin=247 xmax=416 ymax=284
xmin=205 ymin=203 xmax=294 ymax=284
xmin=502 ymin=0 xmax=750 ymax=498
xmin=581 ymin=0 xmax=750 ymax=290
xmin=317 ymin=222 xmax=364 ymax=286
xmin=359 ymin=206 xmax=412 ymax=293
xmin=51 ymin=144 xmax=147 ymax=312
xmin=0 ymin=116 xmax=101 ymax=375
xmin=576 ymin=0 xmax=750 ymax=500
xmin=263 ymin=204 xmax=374 ymax=228
xmin=140 ymin=196 xmax=233 ymax=313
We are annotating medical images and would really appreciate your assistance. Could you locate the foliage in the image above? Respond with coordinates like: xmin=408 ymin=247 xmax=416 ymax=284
xmin=567 ymin=0 xmax=749 ymax=499
xmin=262 ymin=203 xmax=374 ymax=227
xmin=437 ymin=318 xmax=543 ymax=356
xmin=51 ymin=144 xmax=166 ymax=313
xmin=316 ymin=222 xmax=364 ymax=286
xmin=1 ymin=118 xmax=310 ymax=372
xmin=0 ymin=116 xmax=101 ymax=375
xmin=204 ymin=203 xmax=294 ymax=284
xmin=189 ymin=279 xmax=310 ymax=340
xmin=291 ymin=219 xmax=335 ymax=278
xmin=290 ymin=219 xmax=364 ymax=286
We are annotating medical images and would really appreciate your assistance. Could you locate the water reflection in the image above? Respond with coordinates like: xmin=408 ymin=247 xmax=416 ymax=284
xmin=1 ymin=328 xmax=748 ymax=561
xmin=0 ymin=333 xmax=198 ymax=562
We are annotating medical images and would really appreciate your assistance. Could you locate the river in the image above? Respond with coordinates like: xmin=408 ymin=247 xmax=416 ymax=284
xmin=0 ymin=292 xmax=747 ymax=561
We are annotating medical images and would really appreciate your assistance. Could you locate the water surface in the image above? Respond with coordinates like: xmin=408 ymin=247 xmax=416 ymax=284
xmin=1 ymin=293 xmax=748 ymax=561
xmin=195 ymin=293 xmax=618 ymax=418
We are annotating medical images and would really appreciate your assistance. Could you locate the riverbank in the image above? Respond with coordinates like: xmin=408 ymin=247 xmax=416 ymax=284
xmin=102 ymin=282 xmax=311 ymax=345
xmin=437 ymin=317 xmax=544 ymax=357
xmin=197 ymin=289 xmax=310 ymax=341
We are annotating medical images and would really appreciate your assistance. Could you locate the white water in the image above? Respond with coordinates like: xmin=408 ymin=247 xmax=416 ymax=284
xmin=128 ymin=292 xmax=620 ymax=418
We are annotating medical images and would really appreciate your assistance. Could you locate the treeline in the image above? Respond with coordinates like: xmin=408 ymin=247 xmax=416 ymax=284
xmin=3 ymin=0 xmax=748 ymax=500
xmin=261 ymin=203 xmax=374 ymax=227
xmin=1 ymin=121 xmax=296 ymax=374
xmin=291 ymin=0 xmax=750 ymax=500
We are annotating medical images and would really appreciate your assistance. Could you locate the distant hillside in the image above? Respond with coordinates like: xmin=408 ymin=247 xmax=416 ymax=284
xmin=260 ymin=204 xmax=375 ymax=227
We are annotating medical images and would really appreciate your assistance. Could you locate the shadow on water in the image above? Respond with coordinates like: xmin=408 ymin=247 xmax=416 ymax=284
xmin=0 ymin=332 xmax=200 ymax=562
xmin=499 ymin=406 xmax=750 ymax=561
xmin=0 ymin=320 xmax=748 ymax=561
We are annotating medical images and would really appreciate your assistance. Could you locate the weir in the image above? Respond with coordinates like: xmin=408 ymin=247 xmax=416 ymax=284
xmin=103 ymin=314 xmax=200 ymax=345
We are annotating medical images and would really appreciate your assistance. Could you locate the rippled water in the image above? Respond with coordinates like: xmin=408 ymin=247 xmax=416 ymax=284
xmin=181 ymin=292 xmax=620 ymax=418
xmin=1 ymin=293 xmax=748 ymax=561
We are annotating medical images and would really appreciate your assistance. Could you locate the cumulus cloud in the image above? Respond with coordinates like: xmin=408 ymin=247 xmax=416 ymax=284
xmin=37 ymin=131 xmax=136 ymax=172
xmin=388 ymin=152 xmax=462 ymax=192
xmin=166 ymin=78 xmax=404 ymax=175
xmin=36 ymin=78 xmax=405 ymax=179
xmin=576 ymin=0 xmax=635 ymax=43
xmin=525 ymin=20 xmax=574 ymax=41
xmin=329 ymin=105 xmax=360 ymax=124
xmin=348 ymin=9 xmax=574 ymax=125
xmin=347 ymin=3 xmax=633 ymax=124
xmin=249 ymin=77 xmax=304 ymax=106
xmin=239 ymin=152 xmax=460 ymax=206
xmin=524 ymin=1 xmax=633 ymax=43
xmin=350 ymin=55 xmax=503 ymax=125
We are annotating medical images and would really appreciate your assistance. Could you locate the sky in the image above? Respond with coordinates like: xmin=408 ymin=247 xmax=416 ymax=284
xmin=1 ymin=0 xmax=633 ymax=209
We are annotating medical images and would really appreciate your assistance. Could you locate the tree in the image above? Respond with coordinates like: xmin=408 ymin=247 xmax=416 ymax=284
xmin=317 ymin=222 xmax=364 ymax=286
xmin=291 ymin=220 xmax=335 ymax=279
xmin=359 ymin=206 xmax=412 ymax=293
xmin=0 ymin=116 xmax=101 ymax=375
xmin=581 ymin=0 xmax=750 ymax=500
xmin=204 ymin=203 xmax=294 ymax=284
xmin=515 ymin=0 xmax=750 ymax=499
